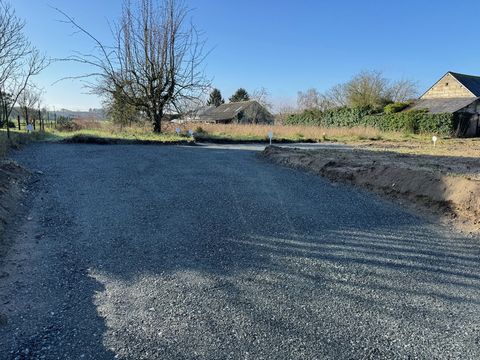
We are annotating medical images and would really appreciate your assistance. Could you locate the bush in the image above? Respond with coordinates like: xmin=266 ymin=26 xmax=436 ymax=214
xmin=284 ymin=106 xmax=460 ymax=136
xmin=56 ymin=118 xmax=81 ymax=132
xmin=285 ymin=106 xmax=376 ymax=127
xmin=363 ymin=110 xmax=456 ymax=135
xmin=384 ymin=102 xmax=410 ymax=114
xmin=194 ymin=126 xmax=206 ymax=134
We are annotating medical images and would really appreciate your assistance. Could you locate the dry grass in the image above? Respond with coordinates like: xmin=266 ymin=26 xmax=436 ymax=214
xmin=353 ymin=137 xmax=480 ymax=158
xmin=168 ymin=122 xmax=392 ymax=142
xmin=0 ymin=130 xmax=44 ymax=158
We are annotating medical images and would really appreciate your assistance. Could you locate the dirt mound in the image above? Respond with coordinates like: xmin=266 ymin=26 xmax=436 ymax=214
xmin=262 ymin=146 xmax=480 ymax=233
xmin=0 ymin=160 xmax=29 ymax=251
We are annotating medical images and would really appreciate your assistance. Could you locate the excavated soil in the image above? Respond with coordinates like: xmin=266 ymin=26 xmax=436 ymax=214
xmin=0 ymin=160 xmax=29 ymax=256
xmin=262 ymin=146 xmax=480 ymax=234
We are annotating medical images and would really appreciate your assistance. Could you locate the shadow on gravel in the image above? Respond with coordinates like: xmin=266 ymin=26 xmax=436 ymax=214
xmin=10 ymin=143 xmax=480 ymax=358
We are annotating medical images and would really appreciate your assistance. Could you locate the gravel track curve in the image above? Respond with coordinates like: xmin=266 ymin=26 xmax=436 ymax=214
xmin=0 ymin=143 xmax=479 ymax=359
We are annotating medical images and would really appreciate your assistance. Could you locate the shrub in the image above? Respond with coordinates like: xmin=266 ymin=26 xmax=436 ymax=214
xmin=384 ymin=102 xmax=410 ymax=114
xmin=285 ymin=106 xmax=375 ymax=127
xmin=363 ymin=110 xmax=456 ymax=135
xmin=283 ymin=105 xmax=460 ymax=136
xmin=56 ymin=118 xmax=81 ymax=132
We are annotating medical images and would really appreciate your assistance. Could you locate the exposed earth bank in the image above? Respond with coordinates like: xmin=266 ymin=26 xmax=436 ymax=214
xmin=261 ymin=146 xmax=480 ymax=234
xmin=0 ymin=160 xmax=29 ymax=255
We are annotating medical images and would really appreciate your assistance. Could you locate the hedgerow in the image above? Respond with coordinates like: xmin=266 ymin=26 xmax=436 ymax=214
xmin=285 ymin=106 xmax=375 ymax=127
xmin=363 ymin=111 xmax=456 ymax=135
xmin=285 ymin=107 xmax=460 ymax=136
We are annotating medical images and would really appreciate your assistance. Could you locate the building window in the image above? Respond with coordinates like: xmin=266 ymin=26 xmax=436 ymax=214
xmin=445 ymin=82 xmax=449 ymax=86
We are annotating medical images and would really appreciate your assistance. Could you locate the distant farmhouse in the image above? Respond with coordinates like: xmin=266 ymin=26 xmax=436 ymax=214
xmin=410 ymin=71 xmax=480 ymax=136
xmin=180 ymin=100 xmax=274 ymax=125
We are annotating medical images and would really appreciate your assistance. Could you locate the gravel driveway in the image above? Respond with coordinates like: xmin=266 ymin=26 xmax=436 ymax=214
xmin=1 ymin=143 xmax=479 ymax=359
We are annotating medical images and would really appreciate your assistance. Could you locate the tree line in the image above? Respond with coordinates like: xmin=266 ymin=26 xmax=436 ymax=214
xmin=0 ymin=0 xmax=47 ymax=138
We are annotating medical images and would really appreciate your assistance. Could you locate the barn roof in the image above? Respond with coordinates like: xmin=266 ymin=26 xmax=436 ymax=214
xmin=409 ymin=97 xmax=479 ymax=114
xmin=198 ymin=100 xmax=262 ymax=122
xmin=449 ymin=72 xmax=480 ymax=97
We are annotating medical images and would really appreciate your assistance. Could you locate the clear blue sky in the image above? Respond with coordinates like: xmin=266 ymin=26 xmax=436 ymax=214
xmin=13 ymin=0 xmax=480 ymax=111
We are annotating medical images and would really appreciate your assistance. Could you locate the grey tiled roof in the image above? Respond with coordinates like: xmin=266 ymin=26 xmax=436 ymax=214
xmin=450 ymin=72 xmax=480 ymax=97
xmin=198 ymin=101 xmax=262 ymax=121
xmin=409 ymin=97 xmax=479 ymax=113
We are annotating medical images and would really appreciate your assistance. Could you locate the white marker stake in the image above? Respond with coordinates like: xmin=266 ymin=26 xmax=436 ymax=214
xmin=432 ymin=135 xmax=438 ymax=147
xmin=268 ymin=131 xmax=273 ymax=145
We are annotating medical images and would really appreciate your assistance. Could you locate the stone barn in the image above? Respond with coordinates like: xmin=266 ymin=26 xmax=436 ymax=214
xmin=182 ymin=100 xmax=274 ymax=125
xmin=410 ymin=71 xmax=480 ymax=137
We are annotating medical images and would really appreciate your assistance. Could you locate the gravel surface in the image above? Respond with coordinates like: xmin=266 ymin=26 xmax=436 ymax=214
xmin=0 ymin=143 xmax=479 ymax=359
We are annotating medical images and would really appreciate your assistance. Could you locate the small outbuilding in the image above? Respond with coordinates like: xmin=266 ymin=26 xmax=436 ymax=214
xmin=410 ymin=71 xmax=480 ymax=137
xmin=180 ymin=100 xmax=274 ymax=125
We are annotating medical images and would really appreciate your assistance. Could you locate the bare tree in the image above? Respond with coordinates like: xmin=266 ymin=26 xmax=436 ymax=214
xmin=388 ymin=78 xmax=419 ymax=102
xmin=251 ymin=87 xmax=272 ymax=110
xmin=18 ymin=85 xmax=41 ymax=129
xmin=297 ymin=88 xmax=321 ymax=110
xmin=274 ymin=103 xmax=297 ymax=125
xmin=58 ymin=0 xmax=209 ymax=133
xmin=324 ymin=83 xmax=348 ymax=108
xmin=0 ymin=0 xmax=47 ymax=137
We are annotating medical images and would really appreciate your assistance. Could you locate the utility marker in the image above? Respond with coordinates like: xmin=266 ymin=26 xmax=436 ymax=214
xmin=432 ymin=135 xmax=438 ymax=147
xmin=268 ymin=131 xmax=273 ymax=145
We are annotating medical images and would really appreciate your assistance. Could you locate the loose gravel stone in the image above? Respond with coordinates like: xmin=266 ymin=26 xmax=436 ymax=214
xmin=0 ymin=143 xmax=479 ymax=359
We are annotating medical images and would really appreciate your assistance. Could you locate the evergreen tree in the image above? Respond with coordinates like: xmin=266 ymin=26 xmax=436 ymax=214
xmin=106 ymin=84 xmax=141 ymax=128
xmin=206 ymin=88 xmax=225 ymax=107
xmin=229 ymin=88 xmax=250 ymax=102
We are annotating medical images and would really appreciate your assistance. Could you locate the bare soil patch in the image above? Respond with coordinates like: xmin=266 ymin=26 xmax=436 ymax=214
xmin=0 ymin=160 xmax=29 ymax=256
xmin=262 ymin=146 xmax=480 ymax=234
xmin=352 ymin=137 xmax=480 ymax=158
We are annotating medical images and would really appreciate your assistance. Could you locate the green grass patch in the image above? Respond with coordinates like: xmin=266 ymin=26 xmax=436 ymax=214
xmin=45 ymin=128 xmax=192 ymax=144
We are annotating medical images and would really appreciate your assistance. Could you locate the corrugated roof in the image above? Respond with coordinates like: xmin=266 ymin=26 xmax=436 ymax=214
xmin=450 ymin=72 xmax=480 ymax=97
xmin=409 ymin=97 xmax=479 ymax=113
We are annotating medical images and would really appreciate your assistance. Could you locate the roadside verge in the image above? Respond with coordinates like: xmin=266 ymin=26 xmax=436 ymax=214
xmin=0 ymin=160 xmax=29 ymax=256
xmin=261 ymin=146 xmax=480 ymax=234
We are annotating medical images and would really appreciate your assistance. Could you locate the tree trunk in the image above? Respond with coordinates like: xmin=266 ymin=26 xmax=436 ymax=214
xmin=17 ymin=115 xmax=20 ymax=130
xmin=38 ymin=109 xmax=43 ymax=132
xmin=153 ymin=111 xmax=162 ymax=133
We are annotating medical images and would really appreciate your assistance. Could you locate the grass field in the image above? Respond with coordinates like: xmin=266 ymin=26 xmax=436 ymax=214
xmin=174 ymin=122 xmax=388 ymax=142
xmin=2 ymin=120 xmax=479 ymax=159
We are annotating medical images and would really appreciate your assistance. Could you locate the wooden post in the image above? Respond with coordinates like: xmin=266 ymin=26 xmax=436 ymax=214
xmin=17 ymin=115 xmax=20 ymax=130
